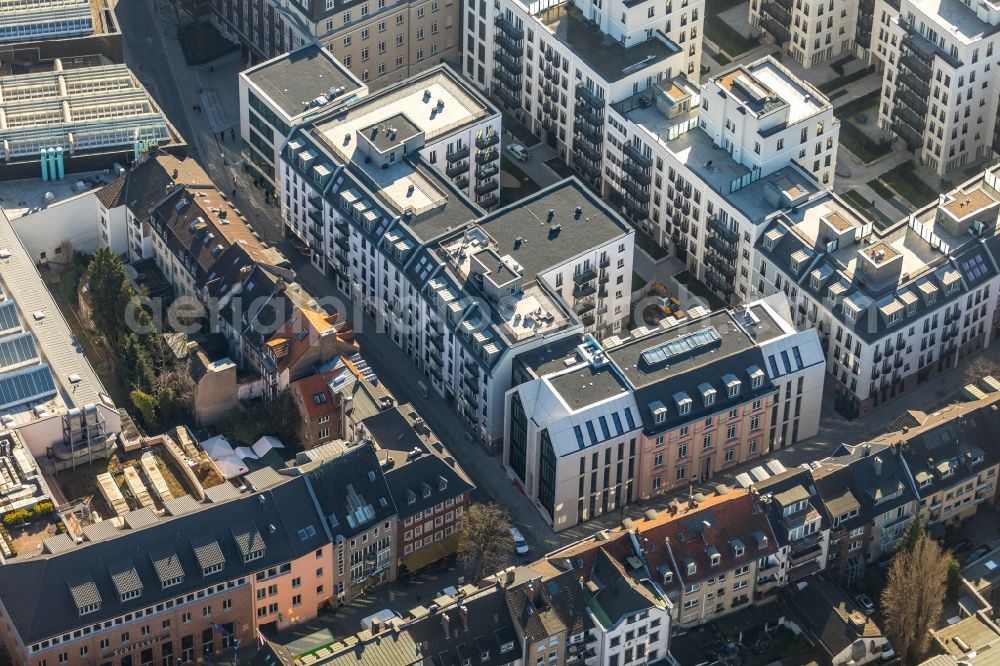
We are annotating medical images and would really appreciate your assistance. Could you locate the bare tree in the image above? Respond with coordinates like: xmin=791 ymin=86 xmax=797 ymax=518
xmin=964 ymin=355 xmax=1000 ymax=385
xmin=456 ymin=503 xmax=515 ymax=584
xmin=881 ymin=532 xmax=950 ymax=664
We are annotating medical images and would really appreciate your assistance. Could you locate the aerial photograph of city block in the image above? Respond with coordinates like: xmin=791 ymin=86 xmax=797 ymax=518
xmin=1 ymin=0 xmax=999 ymax=663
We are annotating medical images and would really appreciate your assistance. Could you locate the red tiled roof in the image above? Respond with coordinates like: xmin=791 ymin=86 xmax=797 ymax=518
xmin=548 ymin=490 xmax=777 ymax=591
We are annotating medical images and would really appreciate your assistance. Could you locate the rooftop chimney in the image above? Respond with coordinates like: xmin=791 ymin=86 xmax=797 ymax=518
xmin=440 ymin=612 xmax=450 ymax=638
xmin=460 ymin=605 xmax=469 ymax=632
xmin=873 ymin=456 xmax=883 ymax=476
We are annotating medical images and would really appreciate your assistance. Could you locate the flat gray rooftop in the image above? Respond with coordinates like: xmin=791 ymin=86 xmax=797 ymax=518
xmin=244 ymin=44 xmax=363 ymax=118
xmin=361 ymin=113 xmax=422 ymax=152
xmin=536 ymin=3 xmax=680 ymax=83
xmin=549 ymin=364 xmax=630 ymax=411
xmin=655 ymin=121 xmax=751 ymax=198
xmin=726 ymin=165 xmax=819 ymax=225
xmin=473 ymin=178 xmax=630 ymax=278
xmin=607 ymin=311 xmax=753 ymax=388
xmin=911 ymin=0 xmax=993 ymax=42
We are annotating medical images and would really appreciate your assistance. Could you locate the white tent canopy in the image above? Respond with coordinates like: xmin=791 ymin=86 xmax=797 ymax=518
xmin=213 ymin=454 xmax=249 ymax=479
xmin=201 ymin=435 xmax=235 ymax=460
xmin=233 ymin=446 xmax=258 ymax=460
xmin=252 ymin=436 xmax=285 ymax=458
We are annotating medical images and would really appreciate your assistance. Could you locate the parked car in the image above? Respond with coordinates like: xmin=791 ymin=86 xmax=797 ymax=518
xmin=881 ymin=641 xmax=895 ymax=661
xmin=967 ymin=544 xmax=992 ymax=565
xmin=950 ymin=538 xmax=974 ymax=555
xmin=510 ymin=527 xmax=530 ymax=556
xmin=505 ymin=143 xmax=529 ymax=161
xmin=855 ymin=594 xmax=876 ymax=615
xmin=360 ymin=609 xmax=401 ymax=632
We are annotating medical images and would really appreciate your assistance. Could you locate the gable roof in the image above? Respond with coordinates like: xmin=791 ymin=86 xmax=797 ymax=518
xmin=304 ymin=443 xmax=398 ymax=540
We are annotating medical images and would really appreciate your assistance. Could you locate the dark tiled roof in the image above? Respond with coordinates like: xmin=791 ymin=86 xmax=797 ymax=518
xmin=898 ymin=400 xmax=1000 ymax=497
xmin=588 ymin=549 xmax=659 ymax=627
xmin=788 ymin=576 xmax=882 ymax=658
xmin=304 ymin=443 xmax=398 ymax=540
xmin=404 ymin=587 xmax=523 ymax=666
xmin=813 ymin=444 xmax=917 ymax=527
xmin=384 ymin=455 xmax=473 ymax=519
xmin=0 ymin=476 xmax=326 ymax=645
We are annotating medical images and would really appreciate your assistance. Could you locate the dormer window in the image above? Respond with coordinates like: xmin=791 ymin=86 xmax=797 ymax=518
xmin=422 ymin=482 xmax=432 ymax=499
xmin=699 ymin=383 xmax=716 ymax=407
xmin=438 ymin=476 xmax=448 ymax=491
xmin=723 ymin=374 xmax=741 ymax=398
xmin=650 ymin=400 xmax=667 ymax=424
xmin=501 ymin=641 xmax=514 ymax=653
xmin=674 ymin=392 xmax=692 ymax=416
xmin=747 ymin=366 xmax=764 ymax=389
xmin=707 ymin=547 xmax=721 ymax=566
xmin=919 ymin=477 xmax=933 ymax=488
xmin=844 ymin=303 xmax=859 ymax=323
xmin=730 ymin=539 xmax=745 ymax=558
xmin=686 ymin=559 xmax=697 ymax=575
xmin=407 ymin=489 xmax=416 ymax=505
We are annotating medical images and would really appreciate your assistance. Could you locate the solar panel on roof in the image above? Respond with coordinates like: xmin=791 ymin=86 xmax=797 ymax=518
xmin=639 ymin=327 xmax=722 ymax=367
xmin=0 ymin=332 xmax=37 ymax=371
xmin=0 ymin=301 xmax=19 ymax=332
xmin=962 ymin=254 xmax=988 ymax=282
xmin=0 ymin=364 xmax=56 ymax=410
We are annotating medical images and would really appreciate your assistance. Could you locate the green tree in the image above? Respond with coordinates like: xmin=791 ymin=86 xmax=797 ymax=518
xmin=130 ymin=389 xmax=159 ymax=426
xmin=86 ymin=247 xmax=133 ymax=344
xmin=896 ymin=517 xmax=925 ymax=554
xmin=456 ymin=503 xmax=515 ymax=584
xmin=118 ymin=332 xmax=156 ymax=391
xmin=882 ymin=532 xmax=950 ymax=664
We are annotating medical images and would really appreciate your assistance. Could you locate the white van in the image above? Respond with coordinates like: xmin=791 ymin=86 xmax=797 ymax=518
xmin=510 ymin=527 xmax=529 ymax=556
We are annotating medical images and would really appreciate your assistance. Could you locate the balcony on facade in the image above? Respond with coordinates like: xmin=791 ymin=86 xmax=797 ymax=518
xmin=447 ymin=146 xmax=470 ymax=163
xmin=573 ymin=281 xmax=597 ymax=298
xmin=574 ymin=268 xmax=597 ymax=285
xmin=622 ymin=159 xmax=652 ymax=184
xmin=901 ymin=25 xmax=962 ymax=69
xmin=760 ymin=0 xmax=791 ymax=26
xmin=895 ymin=88 xmax=928 ymax=117
xmin=446 ymin=161 xmax=469 ymax=178
xmin=475 ymin=180 xmax=500 ymax=196
xmin=476 ymin=133 xmax=499 ymax=150
xmin=479 ymin=193 xmax=499 ymax=208
xmin=623 ymin=143 xmax=653 ymax=168
xmin=476 ymin=163 xmax=499 ymax=180
xmin=890 ymin=116 xmax=923 ymax=151
xmin=758 ymin=14 xmax=791 ymax=44
xmin=476 ymin=148 xmax=499 ymax=164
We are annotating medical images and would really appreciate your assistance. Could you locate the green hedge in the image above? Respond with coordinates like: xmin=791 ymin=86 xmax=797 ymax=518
xmin=839 ymin=120 xmax=893 ymax=164
xmin=818 ymin=67 xmax=875 ymax=93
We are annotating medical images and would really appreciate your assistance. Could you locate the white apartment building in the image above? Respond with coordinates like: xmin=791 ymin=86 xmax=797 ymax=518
xmin=464 ymin=0 xmax=701 ymax=189
xmin=755 ymin=469 xmax=831 ymax=590
xmin=603 ymin=56 xmax=837 ymax=304
xmin=753 ymin=163 xmax=1000 ymax=417
xmin=504 ymin=296 xmax=824 ymax=531
xmin=749 ymin=0 xmax=860 ymax=67
xmin=280 ymin=69 xmax=635 ymax=448
xmin=876 ymin=0 xmax=1000 ymax=176
xmin=239 ymin=44 xmax=367 ymax=189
